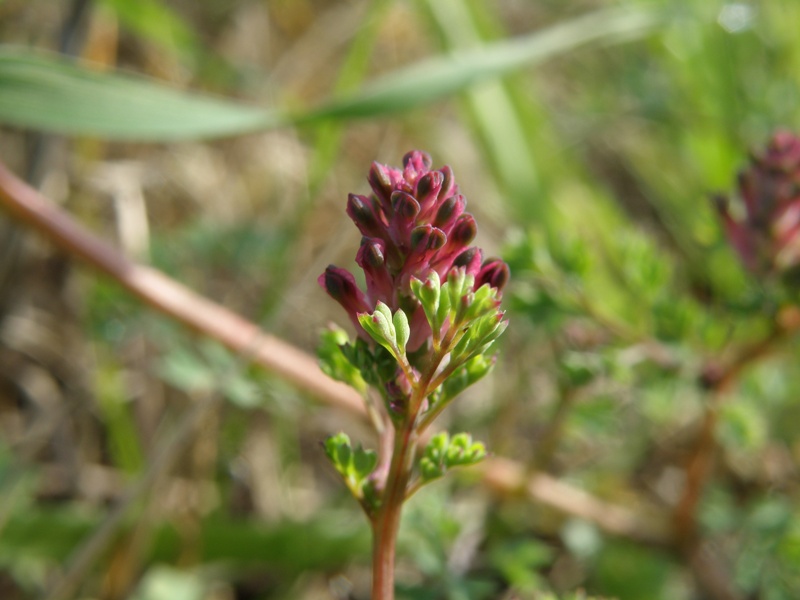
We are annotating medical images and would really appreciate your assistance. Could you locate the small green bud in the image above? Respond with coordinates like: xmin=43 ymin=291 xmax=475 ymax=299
xmin=435 ymin=288 xmax=452 ymax=331
xmin=358 ymin=302 xmax=396 ymax=348
xmin=412 ymin=272 xmax=446 ymax=335
xmin=393 ymin=308 xmax=410 ymax=355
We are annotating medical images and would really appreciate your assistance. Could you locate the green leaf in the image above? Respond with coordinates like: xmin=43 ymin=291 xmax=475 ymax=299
xmin=0 ymin=48 xmax=282 ymax=141
xmin=418 ymin=431 xmax=486 ymax=484
xmin=303 ymin=6 xmax=662 ymax=121
xmin=317 ymin=326 xmax=368 ymax=394
xmin=412 ymin=272 xmax=442 ymax=333
xmin=0 ymin=7 xmax=661 ymax=140
xmin=323 ymin=433 xmax=377 ymax=504
xmin=439 ymin=354 xmax=496 ymax=406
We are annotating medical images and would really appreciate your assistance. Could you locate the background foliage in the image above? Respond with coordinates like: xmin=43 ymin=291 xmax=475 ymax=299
xmin=0 ymin=0 xmax=799 ymax=599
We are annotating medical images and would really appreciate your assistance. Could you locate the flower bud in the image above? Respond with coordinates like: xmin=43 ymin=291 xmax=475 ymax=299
xmin=347 ymin=194 xmax=383 ymax=238
xmin=716 ymin=131 xmax=800 ymax=276
xmin=319 ymin=266 xmax=371 ymax=333
xmin=433 ymin=194 xmax=465 ymax=232
xmin=403 ymin=150 xmax=433 ymax=181
xmin=410 ymin=225 xmax=447 ymax=252
xmin=416 ymin=171 xmax=444 ymax=216
xmin=476 ymin=259 xmax=510 ymax=294
xmin=450 ymin=214 xmax=477 ymax=247
xmin=438 ymin=165 xmax=456 ymax=200
xmin=391 ymin=191 xmax=421 ymax=220
xmin=450 ymin=247 xmax=482 ymax=276
xmin=368 ymin=161 xmax=395 ymax=203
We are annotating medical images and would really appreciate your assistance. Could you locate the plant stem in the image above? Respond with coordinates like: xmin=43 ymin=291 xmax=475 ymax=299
xmin=371 ymin=412 xmax=418 ymax=599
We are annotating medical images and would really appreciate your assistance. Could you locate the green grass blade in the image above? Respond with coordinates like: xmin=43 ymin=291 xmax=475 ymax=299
xmin=0 ymin=48 xmax=283 ymax=141
xmin=419 ymin=0 xmax=542 ymax=222
xmin=303 ymin=6 xmax=664 ymax=122
xmin=0 ymin=7 xmax=662 ymax=142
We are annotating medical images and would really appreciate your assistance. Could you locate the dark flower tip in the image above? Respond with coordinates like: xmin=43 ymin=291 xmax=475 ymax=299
xmin=476 ymin=259 xmax=510 ymax=293
xmin=319 ymin=266 xmax=357 ymax=301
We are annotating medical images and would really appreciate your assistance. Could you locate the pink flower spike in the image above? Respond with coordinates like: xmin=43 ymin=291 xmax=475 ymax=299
xmin=320 ymin=150 xmax=510 ymax=347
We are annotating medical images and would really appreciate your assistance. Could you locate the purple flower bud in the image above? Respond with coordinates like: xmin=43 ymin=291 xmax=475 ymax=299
xmin=403 ymin=150 xmax=432 ymax=182
xmin=357 ymin=238 xmax=394 ymax=306
xmin=449 ymin=247 xmax=483 ymax=276
xmin=318 ymin=266 xmax=371 ymax=333
xmin=368 ymin=161 xmax=395 ymax=203
xmin=391 ymin=191 xmax=420 ymax=220
xmin=347 ymin=194 xmax=384 ymax=238
xmin=416 ymin=171 xmax=443 ymax=217
xmin=449 ymin=214 xmax=477 ymax=249
xmin=438 ymin=165 xmax=456 ymax=200
xmin=410 ymin=225 xmax=446 ymax=252
xmin=476 ymin=259 xmax=510 ymax=294
xmin=433 ymin=194 xmax=466 ymax=232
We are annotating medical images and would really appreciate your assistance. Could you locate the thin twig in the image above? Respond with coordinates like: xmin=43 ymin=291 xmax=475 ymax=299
xmin=0 ymin=160 xmax=366 ymax=419
xmin=481 ymin=457 xmax=671 ymax=544
xmin=670 ymin=311 xmax=800 ymax=600
xmin=673 ymin=313 xmax=800 ymax=545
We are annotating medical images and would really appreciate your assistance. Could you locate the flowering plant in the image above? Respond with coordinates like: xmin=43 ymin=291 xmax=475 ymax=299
xmin=318 ymin=150 xmax=509 ymax=598
xmin=715 ymin=130 xmax=800 ymax=283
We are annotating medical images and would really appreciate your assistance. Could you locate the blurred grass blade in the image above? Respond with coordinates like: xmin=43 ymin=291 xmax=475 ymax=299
xmin=0 ymin=7 xmax=661 ymax=141
xmin=0 ymin=48 xmax=283 ymax=140
xmin=303 ymin=6 xmax=663 ymax=121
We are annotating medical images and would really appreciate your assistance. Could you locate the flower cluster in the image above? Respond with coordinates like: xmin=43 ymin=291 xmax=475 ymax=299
xmin=319 ymin=150 xmax=509 ymax=351
xmin=715 ymin=131 xmax=800 ymax=276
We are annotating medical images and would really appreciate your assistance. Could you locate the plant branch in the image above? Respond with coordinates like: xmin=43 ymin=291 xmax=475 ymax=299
xmin=481 ymin=457 xmax=670 ymax=544
xmin=673 ymin=310 xmax=800 ymax=546
xmin=0 ymin=160 xmax=366 ymax=419
xmin=371 ymin=416 xmax=417 ymax=600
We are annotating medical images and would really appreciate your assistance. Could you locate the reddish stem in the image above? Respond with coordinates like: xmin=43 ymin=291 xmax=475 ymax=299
xmin=371 ymin=419 xmax=416 ymax=599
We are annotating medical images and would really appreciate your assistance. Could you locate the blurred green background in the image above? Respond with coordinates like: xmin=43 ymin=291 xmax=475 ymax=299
xmin=0 ymin=0 xmax=799 ymax=599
